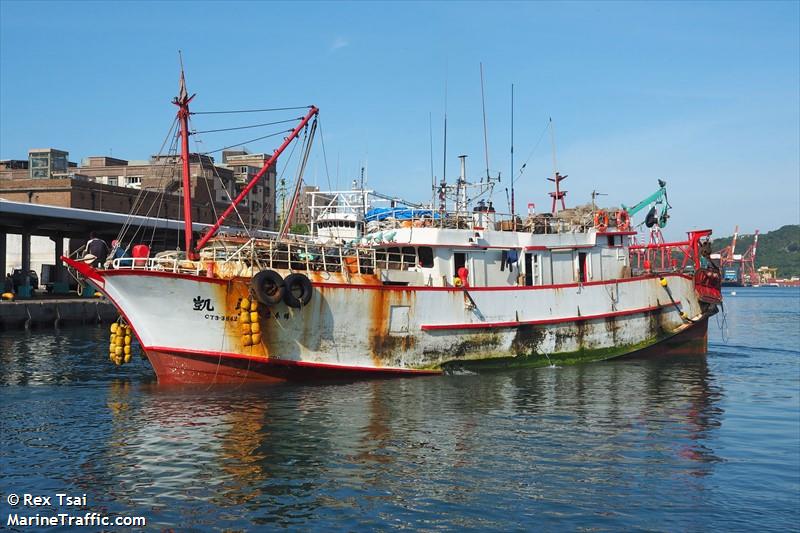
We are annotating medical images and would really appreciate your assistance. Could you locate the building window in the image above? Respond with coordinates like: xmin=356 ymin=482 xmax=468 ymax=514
xmin=108 ymin=177 xmax=118 ymax=186
xmin=126 ymin=176 xmax=142 ymax=187
xmin=30 ymin=155 xmax=49 ymax=168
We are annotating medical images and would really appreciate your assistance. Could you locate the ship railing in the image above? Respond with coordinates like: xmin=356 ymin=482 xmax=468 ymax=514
xmin=363 ymin=210 xmax=599 ymax=234
xmin=109 ymin=237 xmax=424 ymax=278
xmin=629 ymin=230 xmax=713 ymax=276
xmin=110 ymin=256 xmax=204 ymax=275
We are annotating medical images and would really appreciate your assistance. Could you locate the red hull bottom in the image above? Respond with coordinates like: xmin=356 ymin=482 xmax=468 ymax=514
xmin=625 ymin=316 xmax=709 ymax=359
xmin=144 ymin=349 xmax=439 ymax=385
xmin=144 ymin=317 xmax=710 ymax=385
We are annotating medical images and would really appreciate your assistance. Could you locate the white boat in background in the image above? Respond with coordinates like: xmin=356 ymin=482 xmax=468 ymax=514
xmin=64 ymin=72 xmax=723 ymax=384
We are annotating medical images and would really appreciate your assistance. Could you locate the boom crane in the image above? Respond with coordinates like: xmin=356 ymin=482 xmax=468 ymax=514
xmin=622 ymin=179 xmax=671 ymax=228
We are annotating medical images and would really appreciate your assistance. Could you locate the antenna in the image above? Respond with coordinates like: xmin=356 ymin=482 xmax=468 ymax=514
xmin=549 ymin=117 xmax=558 ymax=175
xmin=429 ymin=111 xmax=435 ymax=208
xmin=510 ymin=83 xmax=515 ymax=230
xmin=591 ymin=190 xmax=607 ymax=210
xmin=442 ymin=66 xmax=448 ymax=193
xmin=480 ymin=62 xmax=490 ymax=182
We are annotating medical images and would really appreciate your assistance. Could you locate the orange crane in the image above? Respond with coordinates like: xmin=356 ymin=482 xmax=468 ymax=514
xmin=712 ymin=226 xmax=759 ymax=286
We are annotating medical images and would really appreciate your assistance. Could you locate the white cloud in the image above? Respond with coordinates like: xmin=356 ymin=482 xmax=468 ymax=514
xmin=330 ymin=36 xmax=349 ymax=52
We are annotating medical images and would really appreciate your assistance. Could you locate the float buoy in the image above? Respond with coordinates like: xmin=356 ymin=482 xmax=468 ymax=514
xmin=616 ymin=210 xmax=631 ymax=231
xmin=594 ymin=210 xmax=609 ymax=232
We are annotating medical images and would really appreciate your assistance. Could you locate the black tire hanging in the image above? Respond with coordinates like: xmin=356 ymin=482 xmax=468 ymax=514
xmin=283 ymin=273 xmax=313 ymax=308
xmin=645 ymin=206 xmax=658 ymax=228
xmin=251 ymin=270 xmax=285 ymax=306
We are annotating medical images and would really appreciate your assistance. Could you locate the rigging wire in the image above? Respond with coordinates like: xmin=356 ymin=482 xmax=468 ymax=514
xmin=192 ymin=106 xmax=311 ymax=115
xmin=317 ymin=119 xmax=333 ymax=191
xmin=191 ymin=117 xmax=302 ymax=135
xmin=280 ymin=121 xmax=316 ymax=237
xmin=115 ymin=116 xmax=179 ymax=244
xmin=190 ymin=117 xmax=252 ymax=239
xmin=200 ymin=129 xmax=292 ymax=155
xmin=513 ymin=120 xmax=551 ymax=185
xmin=273 ymin=128 xmax=302 ymax=229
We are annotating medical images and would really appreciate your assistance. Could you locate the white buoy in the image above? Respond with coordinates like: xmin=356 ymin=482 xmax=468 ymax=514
xmin=731 ymin=291 xmax=737 ymax=296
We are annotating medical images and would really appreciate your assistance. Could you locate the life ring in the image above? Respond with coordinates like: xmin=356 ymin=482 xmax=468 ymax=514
xmin=593 ymin=210 xmax=609 ymax=232
xmin=616 ymin=210 xmax=631 ymax=231
xmin=251 ymin=270 xmax=285 ymax=305
xmin=283 ymin=273 xmax=313 ymax=308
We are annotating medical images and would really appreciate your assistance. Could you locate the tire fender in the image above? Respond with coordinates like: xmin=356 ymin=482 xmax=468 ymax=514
xmin=283 ymin=273 xmax=313 ymax=308
xmin=251 ymin=270 xmax=285 ymax=306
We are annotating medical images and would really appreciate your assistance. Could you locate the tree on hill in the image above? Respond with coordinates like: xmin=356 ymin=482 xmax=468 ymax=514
xmin=710 ymin=225 xmax=800 ymax=278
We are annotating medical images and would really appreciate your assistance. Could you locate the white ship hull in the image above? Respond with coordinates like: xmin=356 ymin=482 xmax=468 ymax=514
xmin=69 ymin=259 xmax=715 ymax=384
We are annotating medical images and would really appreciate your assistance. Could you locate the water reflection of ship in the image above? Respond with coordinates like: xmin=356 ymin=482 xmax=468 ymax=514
xmin=94 ymin=358 xmax=722 ymax=522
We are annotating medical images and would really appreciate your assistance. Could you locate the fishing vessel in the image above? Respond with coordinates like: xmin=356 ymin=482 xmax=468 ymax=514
xmin=64 ymin=75 xmax=723 ymax=384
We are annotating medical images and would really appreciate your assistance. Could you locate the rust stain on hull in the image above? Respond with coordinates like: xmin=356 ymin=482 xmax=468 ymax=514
xmin=367 ymin=286 xmax=417 ymax=368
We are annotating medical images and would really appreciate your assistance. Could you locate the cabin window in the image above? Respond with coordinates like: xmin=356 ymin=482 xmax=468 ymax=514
xmin=388 ymin=247 xmax=402 ymax=263
xmin=418 ymin=246 xmax=434 ymax=268
xmin=402 ymin=247 xmax=416 ymax=268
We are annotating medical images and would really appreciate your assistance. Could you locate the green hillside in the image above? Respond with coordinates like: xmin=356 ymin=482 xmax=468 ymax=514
xmin=710 ymin=225 xmax=800 ymax=278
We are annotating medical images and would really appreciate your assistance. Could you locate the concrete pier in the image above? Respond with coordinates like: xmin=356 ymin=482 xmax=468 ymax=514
xmin=0 ymin=298 xmax=118 ymax=329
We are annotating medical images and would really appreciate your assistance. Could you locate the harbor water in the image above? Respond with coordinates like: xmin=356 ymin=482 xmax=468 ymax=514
xmin=1 ymin=287 xmax=798 ymax=531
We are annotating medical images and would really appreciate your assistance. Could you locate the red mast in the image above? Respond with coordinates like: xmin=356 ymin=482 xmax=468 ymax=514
xmin=194 ymin=105 xmax=319 ymax=252
xmin=548 ymin=172 xmax=567 ymax=214
xmin=172 ymin=64 xmax=197 ymax=260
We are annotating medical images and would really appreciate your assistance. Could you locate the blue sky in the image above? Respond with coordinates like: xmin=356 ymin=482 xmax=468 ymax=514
xmin=1 ymin=1 xmax=798 ymax=239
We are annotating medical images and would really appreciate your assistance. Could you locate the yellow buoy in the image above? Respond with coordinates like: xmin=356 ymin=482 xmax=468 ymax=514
xmin=251 ymin=322 xmax=261 ymax=334
xmin=124 ymin=345 xmax=131 ymax=355
xmin=241 ymin=334 xmax=253 ymax=347
xmin=240 ymin=322 xmax=252 ymax=334
xmin=250 ymin=311 xmax=259 ymax=323
xmin=124 ymin=335 xmax=131 ymax=345
xmin=659 ymin=277 xmax=668 ymax=287
xmin=250 ymin=300 xmax=259 ymax=312
xmin=240 ymin=297 xmax=251 ymax=310
xmin=109 ymin=352 xmax=115 ymax=361
xmin=251 ymin=333 xmax=262 ymax=345
xmin=115 ymin=346 xmax=123 ymax=356
xmin=94 ymin=291 xmax=103 ymax=298
xmin=240 ymin=311 xmax=250 ymax=324
xmin=109 ymin=342 xmax=115 ymax=353
xmin=124 ymin=353 xmax=132 ymax=364
xmin=1 ymin=292 xmax=14 ymax=301
xmin=115 ymin=337 xmax=124 ymax=347
xmin=110 ymin=323 xmax=119 ymax=333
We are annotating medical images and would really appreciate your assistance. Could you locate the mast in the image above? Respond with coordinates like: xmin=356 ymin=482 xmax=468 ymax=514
xmin=480 ymin=62 xmax=490 ymax=182
xmin=510 ymin=83 xmax=515 ymax=230
xmin=195 ymin=106 xmax=319 ymax=251
xmin=172 ymin=57 xmax=197 ymax=260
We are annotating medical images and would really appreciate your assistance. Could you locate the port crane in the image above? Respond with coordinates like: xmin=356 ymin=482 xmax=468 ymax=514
xmin=712 ymin=227 xmax=759 ymax=285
